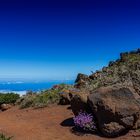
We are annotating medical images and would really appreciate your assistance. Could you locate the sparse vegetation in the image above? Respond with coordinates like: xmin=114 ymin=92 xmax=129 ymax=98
xmin=33 ymin=91 xmax=60 ymax=108
xmin=0 ymin=134 xmax=13 ymax=140
xmin=17 ymin=94 xmax=36 ymax=109
xmin=18 ymin=83 xmax=73 ymax=109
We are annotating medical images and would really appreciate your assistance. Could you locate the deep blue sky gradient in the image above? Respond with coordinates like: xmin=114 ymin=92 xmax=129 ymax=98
xmin=0 ymin=0 xmax=140 ymax=80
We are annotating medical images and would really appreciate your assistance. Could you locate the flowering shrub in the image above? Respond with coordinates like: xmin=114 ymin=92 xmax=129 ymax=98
xmin=73 ymin=112 xmax=96 ymax=132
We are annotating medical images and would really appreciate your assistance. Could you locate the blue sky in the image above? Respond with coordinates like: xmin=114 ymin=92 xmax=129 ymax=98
xmin=0 ymin=0 xmax=140 ymax=80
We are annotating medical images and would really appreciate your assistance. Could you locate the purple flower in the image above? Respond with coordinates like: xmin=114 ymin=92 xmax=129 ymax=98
xmin=73 ymin=111 xmax=96 ymax=131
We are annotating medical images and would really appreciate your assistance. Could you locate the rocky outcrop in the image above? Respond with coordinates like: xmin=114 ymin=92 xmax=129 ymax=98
xmin=75 ymin=73 xmax=92 ymax=90
xmin=75 ymin=48 xmax=140 ymax=95
xmin=0 ymin=104 xmax=13 ymax=111
xmin=88 ymin=86 xmax=140 ymax=137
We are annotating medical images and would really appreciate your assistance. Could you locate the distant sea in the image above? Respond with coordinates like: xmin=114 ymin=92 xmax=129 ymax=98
xmin=0 ymin=80 xmax=74 ymax=95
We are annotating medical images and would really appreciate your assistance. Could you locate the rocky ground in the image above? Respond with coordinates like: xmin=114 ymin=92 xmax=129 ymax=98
xmin=0 ymin=105 xmax=140 ymax=140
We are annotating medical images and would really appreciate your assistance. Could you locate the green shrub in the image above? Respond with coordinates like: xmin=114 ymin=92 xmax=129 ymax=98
xmin=33 ymin=91 xmax=60 ymax=108
xmin=19 ymin=95 xmax=36 ymax=109
xmin=0 ymin=134 xmax=13 ymax=140
xmin=18 ymin=83 xmax=73 ymax=109
xmin=0 ymin=93 xmax=20 ymax=104
xmin=19 ymin=90 xmax=60 ymax=109
xmin=33 ymin=94 xmax=49 ymax=108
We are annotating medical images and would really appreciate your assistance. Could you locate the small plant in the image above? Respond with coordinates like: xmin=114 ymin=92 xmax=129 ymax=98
xmin=0 ymin=134 xmax=13 ymax=140
xmin=73 ymin=112 xmax=96 ymax=132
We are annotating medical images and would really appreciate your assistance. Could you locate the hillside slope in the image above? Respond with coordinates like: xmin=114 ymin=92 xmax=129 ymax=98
xmin=75 ymin=49 xmax=140 ymax=95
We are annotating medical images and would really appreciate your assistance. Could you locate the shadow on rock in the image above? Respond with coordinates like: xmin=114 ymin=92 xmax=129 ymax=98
xmin=70 ymin=127 xmax=98 ymax=136
xmin=67 ymin=106 xmax=71 ymax=110
xmin=71 ymin=127 xmax=129 ymax=138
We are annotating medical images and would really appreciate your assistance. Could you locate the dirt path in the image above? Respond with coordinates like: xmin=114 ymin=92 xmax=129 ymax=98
xmin=0 ymin=105 xmax=139 ymax=140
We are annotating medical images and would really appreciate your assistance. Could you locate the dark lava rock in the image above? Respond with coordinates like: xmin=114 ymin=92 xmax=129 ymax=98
xmin=70 ymin=92 xmax=91 ymax=116
xmin=59 ymin=90 xmax=71 ymax=105
xmin=88 ymin=86 xmax=140 ymax=137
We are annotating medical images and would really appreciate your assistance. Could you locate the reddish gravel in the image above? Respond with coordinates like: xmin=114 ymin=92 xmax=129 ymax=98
xmin=0 ymin=105 xmax=140 ymax=140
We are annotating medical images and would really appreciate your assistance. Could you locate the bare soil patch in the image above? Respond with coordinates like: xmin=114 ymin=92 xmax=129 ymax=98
xmin=0 ymin=105 xmax=139 ymax=140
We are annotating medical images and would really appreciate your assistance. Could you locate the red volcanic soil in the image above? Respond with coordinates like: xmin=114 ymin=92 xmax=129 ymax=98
xmin=0 ymin=105 xmax=140 ymax=140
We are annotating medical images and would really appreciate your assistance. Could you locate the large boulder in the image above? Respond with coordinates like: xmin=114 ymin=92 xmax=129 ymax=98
xmin=88 ymin=86 xmax=140 ymax=137
xmin=59 ymin=90 xmax=71 ymax=105
xmin=70 ymin=91 xmax=91 ymax=116
xmin=58 ymin=89 xmax=82 ymax=105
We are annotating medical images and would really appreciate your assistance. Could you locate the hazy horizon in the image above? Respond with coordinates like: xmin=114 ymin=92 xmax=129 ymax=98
xmin=0 ymin=0 xmax=140 ymax=80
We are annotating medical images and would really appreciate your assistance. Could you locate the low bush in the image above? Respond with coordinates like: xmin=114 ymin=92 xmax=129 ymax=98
xmin=18 ymin=83 xmax=73 ymax=109
xmin=0 ymin=134 xmax=13 ymax=140
xmin=19 ymin=90 xmax=60 ymax=109
xmin=33 ymin=92 xmax=60 ymax=108
xmin=18 ymin=94 xmax=36 ymax=109
xmin=0 ymin=93 xmax=20 ymax=104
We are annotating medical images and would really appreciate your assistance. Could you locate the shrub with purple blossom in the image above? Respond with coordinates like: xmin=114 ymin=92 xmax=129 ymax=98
xmin=73 ymin=112 xmax=96 ymax=132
